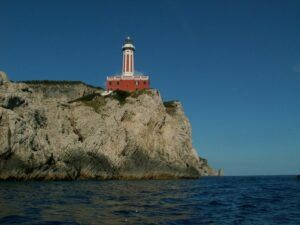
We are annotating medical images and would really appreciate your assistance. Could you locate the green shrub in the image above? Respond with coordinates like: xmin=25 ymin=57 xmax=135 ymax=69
xmin=110 ymin=90 xmax=131 ymax=104
xmin=69 ymin=93 xmax=105 ymax=112
xmin=69 ymin=93 xmax=100 ymax=103
xmin=130 ymin=89 xmax=149 ymax=98
xmin=19 ymin=80 xmax=102 ymax=90
xmin=163 ymin=100 xmax=178 ymax=108
xmin=163 ymin=100 xmax=178 ymax=115
xmin=4 ymin=96 xmax=25 ymax=110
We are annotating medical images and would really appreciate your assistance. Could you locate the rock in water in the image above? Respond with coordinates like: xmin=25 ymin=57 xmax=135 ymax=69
xmin=0 ymin=75 xmax=216 ymax=180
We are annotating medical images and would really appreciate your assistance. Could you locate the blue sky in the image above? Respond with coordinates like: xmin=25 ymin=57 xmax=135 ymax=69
xmin=1 ymin=0 xmax=299 ymax=175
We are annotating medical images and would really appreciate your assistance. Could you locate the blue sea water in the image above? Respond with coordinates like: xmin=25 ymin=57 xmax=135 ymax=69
xmin=0 ymin=176 xmax=299 ymax=225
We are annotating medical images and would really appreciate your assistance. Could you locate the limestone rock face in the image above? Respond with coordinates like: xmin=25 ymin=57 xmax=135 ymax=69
xmin=0 ymin=75 xmax=216 ymax=180
xmin=0 ymin=71 xmax=9 ymax=85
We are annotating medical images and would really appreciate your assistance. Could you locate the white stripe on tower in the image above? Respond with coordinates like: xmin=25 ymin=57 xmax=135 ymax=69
xmin=128 ymin=52 xmax=130 ymax=73
xmin=122 ymin=53 xmax=125 ymax=73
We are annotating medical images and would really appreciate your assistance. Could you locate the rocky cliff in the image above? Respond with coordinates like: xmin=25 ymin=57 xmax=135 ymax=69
xmin=0 ymin=72 xmax=217 ymax=180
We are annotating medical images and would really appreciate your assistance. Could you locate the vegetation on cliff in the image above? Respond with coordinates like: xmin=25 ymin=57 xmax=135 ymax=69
xmin=17 ymin=80 xmax=102 ymax=90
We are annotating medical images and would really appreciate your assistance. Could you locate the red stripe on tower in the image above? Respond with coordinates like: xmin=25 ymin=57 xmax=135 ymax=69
xmin=128 ymin=53 xmax=131 ymax=72
xmin=130 ymin=54 xmax=133 ymax=73
xmin=126 ymin=54 xmax=129 ymax=72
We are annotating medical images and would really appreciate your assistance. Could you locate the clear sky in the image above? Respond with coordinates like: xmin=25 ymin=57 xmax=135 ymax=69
xmin=1 ymin=0 xmax=299 ymax=175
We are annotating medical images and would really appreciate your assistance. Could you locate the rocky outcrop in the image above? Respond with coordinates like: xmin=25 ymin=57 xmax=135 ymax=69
xmin=198 ymin=157 xmax=219 ymax=176
xmin=0 ymin=71 xmax=9 ymax=85
xmin=0 ymin=72 xmax=216 ymax=180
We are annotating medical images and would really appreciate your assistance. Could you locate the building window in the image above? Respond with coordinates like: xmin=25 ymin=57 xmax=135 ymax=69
xmin=109 ymin=82 xmax=112 ymax=85
xmin=135 ymin=81 xmax=139 ymax=86
xmin=117 ymin=82 xmax=119 ymax=85
xmin=143 ymin=81 xmax=146 ymax=85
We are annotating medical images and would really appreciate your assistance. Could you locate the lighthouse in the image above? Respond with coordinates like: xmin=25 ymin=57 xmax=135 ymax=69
xmin=106 ymin=37 xmax=150 ymax=92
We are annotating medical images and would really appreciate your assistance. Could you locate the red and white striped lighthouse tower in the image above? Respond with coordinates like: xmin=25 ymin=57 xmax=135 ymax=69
xmin=106 ymin=37 xmax=150 ymax=92
xmin=122 ymin=37 xmax=135 ymax=76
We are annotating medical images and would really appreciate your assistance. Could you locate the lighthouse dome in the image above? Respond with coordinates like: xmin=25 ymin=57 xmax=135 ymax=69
xmin=122 ymin=37 xmax=135 ymax=51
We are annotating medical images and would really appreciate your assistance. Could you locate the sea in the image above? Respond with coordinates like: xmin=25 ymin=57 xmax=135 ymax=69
xmin=0 ymin=176 xmax=299 ymax=225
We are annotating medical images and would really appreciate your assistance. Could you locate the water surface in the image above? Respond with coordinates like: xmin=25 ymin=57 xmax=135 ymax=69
xmin=0 ymin=176 xmax=299 ymax=224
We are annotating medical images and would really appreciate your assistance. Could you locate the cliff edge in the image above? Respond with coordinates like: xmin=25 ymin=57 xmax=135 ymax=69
xmin=0 ymin=72 xmax=217 ymax=180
